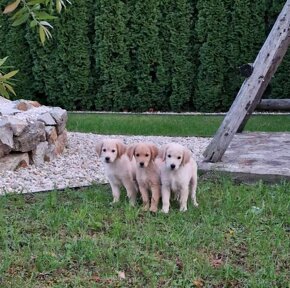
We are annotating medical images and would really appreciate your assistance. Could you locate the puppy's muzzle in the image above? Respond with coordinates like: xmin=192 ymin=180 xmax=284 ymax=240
xmin=170 ymin=164 xmax=176 ymax=170
xmin=105 ymin=157 xmax=110 ymax=163
xmin=139 ymin=162 xmax=145 ymax=168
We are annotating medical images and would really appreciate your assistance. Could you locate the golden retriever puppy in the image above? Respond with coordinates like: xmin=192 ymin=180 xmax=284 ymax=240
xmin=96 ymin=139 xmax=138 ymax=205
xmin=127 ymin=143 xmax=161 ymax=212
xmin=159 ymin=143 xmax=198 ymax=213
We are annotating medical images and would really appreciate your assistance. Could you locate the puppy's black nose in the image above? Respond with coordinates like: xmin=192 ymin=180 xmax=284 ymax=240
xmin=170 ymin=164 xmax=176 ymax=170
xmin=105 ymin=157 xmax=110 ymax=162
xmin=140 ymin=162 xmax=144 ymax=167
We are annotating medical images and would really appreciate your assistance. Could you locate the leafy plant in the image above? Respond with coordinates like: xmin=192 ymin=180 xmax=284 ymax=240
xmin=0 ymin=0 xmax=70 ymax=99
xmin=3 ymin=0 xmax=71 ymax=45
xmin=0 ymin=56 xmax=18 ymax=98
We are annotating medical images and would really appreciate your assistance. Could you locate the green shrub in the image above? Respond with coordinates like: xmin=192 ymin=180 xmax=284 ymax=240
xmin=94 ymin=0 xmax=131 ymax=111
xmin=27 ymin=1 xmax=94 ymax=110
xmin=0 ymin=0 xmax=289 ymax=111
xmin=0 ymin=1 xmax=35 ymax=100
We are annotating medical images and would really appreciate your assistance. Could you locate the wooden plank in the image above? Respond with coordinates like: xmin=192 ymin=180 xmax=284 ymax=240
xmin=199 ymin=132 xmax=290 ymax=183
xmin=256 ymin=99 xmax=290 ymax=111
xmin=203 ymin=0 xmax=290 ymax=162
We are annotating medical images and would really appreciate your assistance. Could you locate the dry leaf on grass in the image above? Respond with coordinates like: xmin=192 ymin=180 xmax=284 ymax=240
xmin=118 ymin=271 xmax=126 ymax=280
xmin=193 ymin=278 xmax=204 ymax=287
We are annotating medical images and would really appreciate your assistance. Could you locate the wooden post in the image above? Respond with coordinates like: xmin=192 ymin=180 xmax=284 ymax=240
xmin=203 ymin=0 xmax=290 ymax=163
xmin=256 ymin=99 xmax=290 ymax=111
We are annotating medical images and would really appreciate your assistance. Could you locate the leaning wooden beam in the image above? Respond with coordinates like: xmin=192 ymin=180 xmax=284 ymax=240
xmin=256 ymin=99 xmax=290 ymax=111
xmin=203 ymin=0 xmax=290 ymax=163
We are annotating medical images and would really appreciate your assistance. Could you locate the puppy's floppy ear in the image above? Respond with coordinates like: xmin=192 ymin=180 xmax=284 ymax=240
xmin=182 ymin=148 xmax=191 ymax=165
xmin=127 ymin=144 xmax=136 ymax=160
xmin=158 ymin=144 xmax=168 ymax=161
xmin=116 ymin=141 xmax=127 ymax=158
xmin=150 ymin=144 xmax=159 ymax=160
xmin=96 ymin=141 xmax=103 ymax=157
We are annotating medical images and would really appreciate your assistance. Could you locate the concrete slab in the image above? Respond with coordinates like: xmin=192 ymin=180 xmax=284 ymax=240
xmin=198 ymin=132 xmax=290 ymax=183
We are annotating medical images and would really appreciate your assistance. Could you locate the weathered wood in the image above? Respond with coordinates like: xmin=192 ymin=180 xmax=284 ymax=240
xmin=199 ymin=132 xmax=290 ymax=183
xmin=203 ymin=0 xmax=290 ymax=162
xmin=256 ymin=99 xmax=290 ymax=111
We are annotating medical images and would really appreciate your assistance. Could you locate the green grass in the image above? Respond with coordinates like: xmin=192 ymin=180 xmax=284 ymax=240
xmin=67 ymin=113 xmax=290 ymax=137
xmin=1 ymin=113 xmax=289 ymax=286
xmin=0 ymin=178 xmax=289 ymax=287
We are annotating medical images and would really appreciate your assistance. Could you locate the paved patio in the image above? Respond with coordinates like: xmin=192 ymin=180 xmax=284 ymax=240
xmin=198 ymin=132 xmax=290 ymax=183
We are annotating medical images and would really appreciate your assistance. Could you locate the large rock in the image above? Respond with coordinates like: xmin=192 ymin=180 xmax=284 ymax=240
xmin=50 ymin=107 xmax=68 ymax=135
xmin=37 ymin=112 xmax=56 ymax=126
xmin=0 ymin=96 xmax=11 ymax=104
xmin=0 ymin=97 xmax=20 ymax=116
xmin=0 ymin=153 xmax=29 ymax=172
xmin=45 ymin=126 xmax=58 ymax=144
xmin=13 ymin=121 xmax=46 ymax=152
xmin=32 ymin=141 xmax=49 ymax=166
xmin=0 ymin=98 xmax=67 ymax=171
xmin=55 ymin=130 xmax=68 ymax=155
xmin=15 ymin=101 xmax=34 ymax=111
xmin=5 ymin=116 xmax=28 ymax=136
xmin=13 ymin=100 xmax=41 ymax=111
xmin=0 ymin=119 xmax=13 ymax=158
xmin=0 ymin=107 xmax=21 ymax=116
xmin=45 ymin=143 xmax=57 ymax=162
xmin=45 ymin=130 xmax=68 ymax=162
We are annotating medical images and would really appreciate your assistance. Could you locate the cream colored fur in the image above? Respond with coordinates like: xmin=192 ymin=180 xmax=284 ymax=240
xmin=127 ymin=142 xmax=161 ymax=212
xmin=96 ymin=139 xmax=138 ymax=205
xmin=159 ymin=143 xmax=198 ymax=213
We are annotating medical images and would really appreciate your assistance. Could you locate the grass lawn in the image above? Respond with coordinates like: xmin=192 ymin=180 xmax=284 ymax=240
xmin=67 ymin=113 xmax=290 ymax=137
xmin=1 ymin=113 xmax=289 ymax=287
xmin=0 ymin=178 xmax=289 ymax=287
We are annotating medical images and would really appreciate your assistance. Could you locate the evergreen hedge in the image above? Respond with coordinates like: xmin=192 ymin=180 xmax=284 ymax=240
xmin=0 ymin=0 xmax=288 ymax=111
xmin=0 ymin=0 xmax=34 ymax=100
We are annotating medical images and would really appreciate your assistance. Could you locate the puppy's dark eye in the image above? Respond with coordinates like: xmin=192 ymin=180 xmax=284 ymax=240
xmin=177 ymin=156 xmax=181 ymax=160
xmin=168 ymin=155 xmax=171 ymax=158
xmin=145 ymin=154 xmax=149 ymax=157
xmin=136 ymin=153 xmax=140 ymax=157
xmin=112 ymin=149 xmax=116 ymax=153
xmin=103 ymin=148 xmax=106 ymax=152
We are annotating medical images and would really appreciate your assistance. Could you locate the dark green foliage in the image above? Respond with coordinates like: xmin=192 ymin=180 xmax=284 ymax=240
xmin=27 ymin=0 xmax=94 ymax=110
xmin=266 ymin=0 xmax=290 ymax=99
xmin=128 ymin=0 xmax=168 ymax=112
xmin=25 ymin=29 xmax=55 ymax=105
xmin=1 ymin=0 xmax=289 ymax=111
xmin=159 ymin=0 xmax=195 ymax=112
xmin=224 ymin=0 xmax=266 ymax=105
xmin=271 ymin=50 xmax=290 ymax=99
xmin=194 ymin=0 xmax=229 ymax=112
xmin=0 ymin=0 xmax=35 ymax=100
xmin=94 ymin=0 xmax=131 ymax=111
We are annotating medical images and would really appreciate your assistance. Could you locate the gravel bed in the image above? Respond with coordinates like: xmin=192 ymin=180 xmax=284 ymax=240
xmin=0 ymin=132 xmax=211 ymax=194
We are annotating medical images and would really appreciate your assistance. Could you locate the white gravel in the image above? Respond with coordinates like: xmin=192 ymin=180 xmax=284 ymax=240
xmin=0 ymin=132 xmax=211 ymax=194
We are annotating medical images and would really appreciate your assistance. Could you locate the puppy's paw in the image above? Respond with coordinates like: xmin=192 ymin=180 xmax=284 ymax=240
xmin=193 ymin=201 xmax=199 ymax=207
xmin=161 ymin=208 xmax=169 ymax=214
xmin=129 ymin=199 xmax=136 ymax=207
xmin=111 ymin=198 xmax=119 ymax=204
xmin=142 ymin=204 xmax=150 ymax=211
xmin=179 ymin=206 xmax=188 ymax=212
xmin=149 ymin=206 xmax=158 ymax=213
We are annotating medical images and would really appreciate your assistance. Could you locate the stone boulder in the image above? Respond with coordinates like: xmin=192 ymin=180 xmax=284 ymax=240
xmin=14 ymin=121 xmax=46 ymax=152
xmin=0 ymin=97 xmax=68 ymax=171
xmin=0 ymin=119 xmax=13 ymax=158
xmin=0 ymin=153 xmax=29 ymax=172
xmin=50 ymin=107 xmax=68 ymax=135
xmin=5 ymin=116 xmax=28 ymax=136
xmin=32 ymin=141 xmax=49 ymax=166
